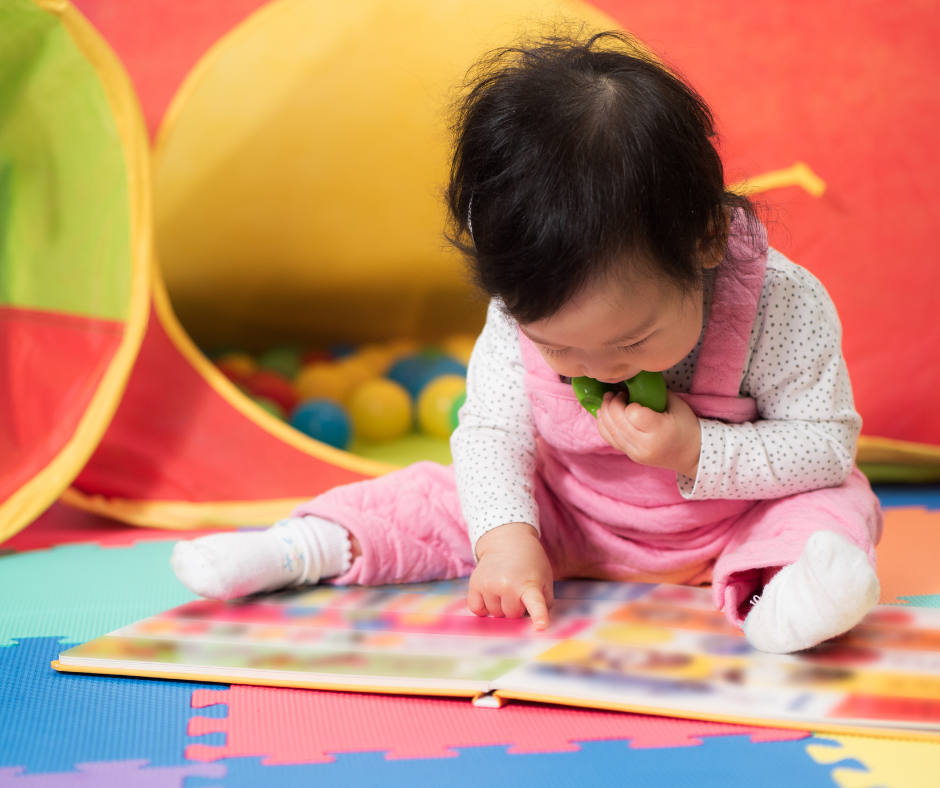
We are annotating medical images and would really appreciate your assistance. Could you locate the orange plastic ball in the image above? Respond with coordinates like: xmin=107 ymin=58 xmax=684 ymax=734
xmin=215 ymin=352 xmax=256 ymax=381
xmin=337 ymin=355 xmax=378 ymax=395
xmin=295 ymin=362 xmax=349 ymax=403
xmin=442 ymin=333 xmax=478 ymax=365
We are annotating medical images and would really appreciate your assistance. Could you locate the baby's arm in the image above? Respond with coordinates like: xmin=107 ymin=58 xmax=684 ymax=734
xmin=683 ymin=252 xmax=860 ymax=500
xmin=451 ymin=301 xmax=553 ymax=627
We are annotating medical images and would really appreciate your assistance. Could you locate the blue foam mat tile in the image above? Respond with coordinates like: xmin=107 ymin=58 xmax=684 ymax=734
xmin=0 ymin=638 xmax=227 ymax=774
xmin=873 ymin=485 xmax=940 ymax=510
xmin=0 ymin=760 xmax=226 ymax=786
xmin=185 ymin=736 xmax=839 ymax=788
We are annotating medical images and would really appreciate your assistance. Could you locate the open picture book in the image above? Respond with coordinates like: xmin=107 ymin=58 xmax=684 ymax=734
xmin=53 ymin=578 xmax=940 ymax=740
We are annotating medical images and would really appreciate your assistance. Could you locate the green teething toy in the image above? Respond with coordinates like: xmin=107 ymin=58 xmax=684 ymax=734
xmin=572 ymin=370 xmax=667 ymax=417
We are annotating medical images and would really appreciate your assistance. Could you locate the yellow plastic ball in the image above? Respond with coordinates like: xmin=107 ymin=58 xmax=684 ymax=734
xmin=348 ymin=378 xmax=412 ymax=442
xmin=337 ymin=356 xmax=379 ymax=396
xmin=355 ymin=344 xmax=396 ymax=376
xmin=295 ymin=362 xmax=349 ymax=403
xmin=386 ymin=338 xmax=419 ymax=363
xmin=442 ymin=333 xmax=478 ymax=365
xmin=417 ymin=374 xmax=467 ymax=439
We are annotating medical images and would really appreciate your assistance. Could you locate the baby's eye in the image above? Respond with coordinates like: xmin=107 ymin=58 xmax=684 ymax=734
xmin=541 ymin=346 xmax=570 ymax=357
xmin=618 ymin=337 xmax=650 ymax=353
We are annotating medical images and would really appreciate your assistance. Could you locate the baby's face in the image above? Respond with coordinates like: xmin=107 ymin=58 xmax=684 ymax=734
xmin=519 ymin=272 xmax=705 ymax=383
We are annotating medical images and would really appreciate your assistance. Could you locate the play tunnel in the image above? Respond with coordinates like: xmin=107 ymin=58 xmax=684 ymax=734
xmin=3 ymin=0 xmax=940 ymax=543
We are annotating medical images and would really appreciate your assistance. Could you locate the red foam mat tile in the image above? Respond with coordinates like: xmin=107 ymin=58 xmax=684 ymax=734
xmin=187 ymin=685 xmax=808 ymax=765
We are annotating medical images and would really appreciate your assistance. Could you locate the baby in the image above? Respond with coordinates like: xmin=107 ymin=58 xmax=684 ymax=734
xmin=172 ymin=31 xmax=882 ymax=654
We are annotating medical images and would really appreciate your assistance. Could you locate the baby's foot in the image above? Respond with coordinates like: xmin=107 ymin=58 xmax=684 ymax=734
xmin=743 ymin=530 xmax=880 ymax=654
xmin=170 ymin=516 xmax=352 ymax=600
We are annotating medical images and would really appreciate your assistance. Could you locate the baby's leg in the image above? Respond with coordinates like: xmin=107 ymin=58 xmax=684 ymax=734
xmin=171 ymin=516 xmax=352 ymax=599
xmin=713 ymin=468 xmax=883 ymax=654
xmin=172 ymin=461 xmax=474 ymax=598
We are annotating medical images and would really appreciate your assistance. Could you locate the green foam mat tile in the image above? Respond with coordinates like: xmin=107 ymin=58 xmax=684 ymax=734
xmin=0 ymin=541 xmax=197 ymax=646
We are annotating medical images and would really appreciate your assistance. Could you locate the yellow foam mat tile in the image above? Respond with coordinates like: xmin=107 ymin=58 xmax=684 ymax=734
xmin=806 ymin=734 xmax=940 ymax=788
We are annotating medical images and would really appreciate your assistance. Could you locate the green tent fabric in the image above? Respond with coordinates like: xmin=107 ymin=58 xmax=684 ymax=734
xmin=0 ymin=0 xmax=150 ymax=541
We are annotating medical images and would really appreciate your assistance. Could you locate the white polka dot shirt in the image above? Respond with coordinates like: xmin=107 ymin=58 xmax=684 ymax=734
xmin=450 ymin=249 xmax=861 ymax=556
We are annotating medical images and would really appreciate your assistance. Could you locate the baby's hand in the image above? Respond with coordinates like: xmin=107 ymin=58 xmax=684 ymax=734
xmin=468 ymin=522 xmax=554 ymax=630
xmin=596 ymin=390 xmax=701 ymax=478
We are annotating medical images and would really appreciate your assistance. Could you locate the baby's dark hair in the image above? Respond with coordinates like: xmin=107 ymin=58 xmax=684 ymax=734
xmin=446 ymin=29 xmax=760 ymax=325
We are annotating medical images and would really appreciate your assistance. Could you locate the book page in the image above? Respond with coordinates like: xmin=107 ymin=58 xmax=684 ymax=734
xmin=493 ymin=584 xmax=940 ymax=732
xmin=58 ymin=579 xmax=647 ymax=691
xmin=60 ymin=579 xmax=940 ymax=733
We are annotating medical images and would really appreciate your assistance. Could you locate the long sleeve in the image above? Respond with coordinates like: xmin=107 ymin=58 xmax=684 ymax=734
xmin=450 ymin=301 xmax=539 ymax=555
xmin=679 ymin=249 xmax=860 ymax=500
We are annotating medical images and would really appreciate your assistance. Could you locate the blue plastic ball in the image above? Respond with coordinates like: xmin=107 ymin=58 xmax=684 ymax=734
xmin=388 ymin=355 xmax=467 ymax=399
xmin=290 ymin=398 xmax=352 ymax=449
xmin=387 ymin=355 xmax=433 ymax=398
xmin=328 ymin=342 xmax=358 ymax=359
xmin=413 ymin=357 xmax=467 ymax=397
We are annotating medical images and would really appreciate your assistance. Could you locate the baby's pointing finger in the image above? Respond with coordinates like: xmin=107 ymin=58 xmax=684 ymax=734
xmin=542 ymin=581 xmax=555 ymax=612
xmin=520 ymin=587 xmax=550 ymax=630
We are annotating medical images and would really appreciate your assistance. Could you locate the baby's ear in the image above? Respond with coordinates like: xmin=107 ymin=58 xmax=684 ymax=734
xmin=699 ymin=208 xmax=732 ymax=270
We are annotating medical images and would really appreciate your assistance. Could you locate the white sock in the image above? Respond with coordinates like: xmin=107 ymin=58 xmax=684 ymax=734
xmin=743 ymin=530 xmax=880 ymax=654
xmin=170 ymin=516 xmax=352 ymax=600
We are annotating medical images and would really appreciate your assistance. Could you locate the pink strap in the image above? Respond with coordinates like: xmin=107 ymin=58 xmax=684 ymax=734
xmin=690 ymin=216 xmax=768 ymax=399
xmin=518 ymin=324 xmax=546 ymax=373
xmin=674 ymin=391 xmax=758 ymax=424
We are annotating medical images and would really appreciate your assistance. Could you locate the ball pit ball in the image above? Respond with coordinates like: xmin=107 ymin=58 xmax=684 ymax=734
xmin=386 ymin=338 xmax=419 ymax=359
xmin=291 ymin=398 xmax=352 ymax=449
xmin=250 ymin=395 xmax=286 ymax=420
xmin=337 ymin=355 xmax=378 ymax=394
xmin=301 ymin=348 xmax=332 ymax=365
xmin=215 ymin=352 xmax=256 ymax=382
xmin=212 ymin=336 xmax=475 ymax=459
xmin=329 ymin=342 xmax=357 ymax=359
xmin=442 ymin=333 xmax=477 ymax=365
xmin=258 ymin=346 xmax=302 ymax=379
xmin=244 ymin=369 xmax=298 ymax=413
xmin=417 ymin=346 xmax=446 ymax=361
xmin=417 ymin=374 xmax=467 ymax=439
xmin=387 ymin=355 xmax=432 ymax=398
xmin=295 ymin=362 xmax=349 ymax=403
xmin=388 ymin=354 xmax=468 ymax=399
xmin=416 ymin=357 xmax=467 ymax=396
xmin=355 ymin=344 xmax=397 ymax=377
xmin=450 ymin=389 xmax=467 ymax=431
xmin=348 ymin=378 xmax=412 ymax=442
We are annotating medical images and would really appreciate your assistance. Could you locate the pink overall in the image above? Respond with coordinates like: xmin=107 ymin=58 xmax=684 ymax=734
xmin=294 ymin=231 xmax=883 ymax=628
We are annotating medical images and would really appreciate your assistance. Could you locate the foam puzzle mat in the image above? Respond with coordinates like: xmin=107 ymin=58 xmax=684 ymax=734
xmin=2 ymin=488 xmax=940 ymax=786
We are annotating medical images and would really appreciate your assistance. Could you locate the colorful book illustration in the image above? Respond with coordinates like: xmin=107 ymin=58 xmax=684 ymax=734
xmin=53 ymin=580 xmax=940 ymax=739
